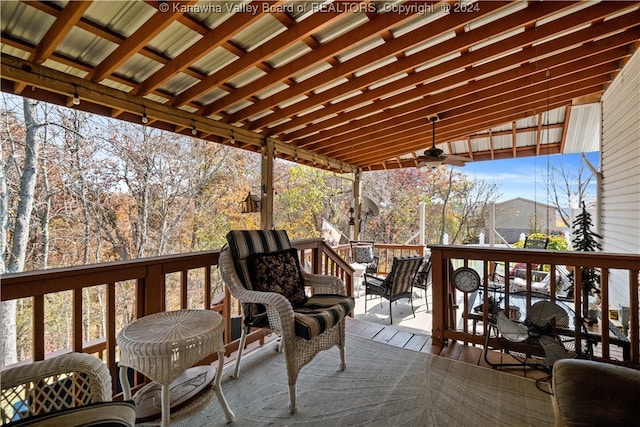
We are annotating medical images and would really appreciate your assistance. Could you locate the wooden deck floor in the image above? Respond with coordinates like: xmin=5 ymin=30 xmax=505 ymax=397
xmin=345 ymin=317 xmax=551 ymax=381
xmin=225 ymin=316 xmax=553 ymax=382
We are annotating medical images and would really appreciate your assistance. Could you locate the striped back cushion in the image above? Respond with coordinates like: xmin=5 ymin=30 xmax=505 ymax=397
xmin=225 ymin=230 xmax=292 ymax=289
xmin=390 ymin=256 xmax=424 ymax=295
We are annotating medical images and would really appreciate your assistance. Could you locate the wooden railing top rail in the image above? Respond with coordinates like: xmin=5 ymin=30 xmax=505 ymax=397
xmin=428 ymin=245 xmax=640 ymax=269
xmin=333 ymin=242 xmax=425 ymax=251
xmin=1 ymin=250 xmax=220 ymax=301
xmin=296 ymin=238 xmax=352 ymax=267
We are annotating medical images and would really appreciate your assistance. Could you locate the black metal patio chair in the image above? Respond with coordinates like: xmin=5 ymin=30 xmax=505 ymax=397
xmin=412 ymin=256 xmax=432 ymax=311
xmin=364 ymin=255 xmax=423 ymax=324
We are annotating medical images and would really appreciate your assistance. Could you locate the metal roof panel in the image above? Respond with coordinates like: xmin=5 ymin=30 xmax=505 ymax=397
xmin=192 ymin=46 xmax=238 ymax=75
xmin=85 ymin=1 xmax=155 ymax=38
xmin=1 ymin=2 xmax=53 ymax=44
xmin=231 ymin=13 xmax=286 ymax=51
xmin=564 ymin=103 xmax=601 ymax=154
xmin=118 ymin=54 xmax=163 ymax=83
xmin=160 ymin=72 xmax=199 ymax=97
xmin=146 ymin=21 xmax=202 ymax=59
xmin=56 ymin=27 xmax=118 ymax=66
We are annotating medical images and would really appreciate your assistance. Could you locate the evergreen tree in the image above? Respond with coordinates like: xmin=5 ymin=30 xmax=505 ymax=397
xmin=571 ymin=201 xmax=601 ymax=318
xmin=572 ymin=201 xmax=602 ymax=252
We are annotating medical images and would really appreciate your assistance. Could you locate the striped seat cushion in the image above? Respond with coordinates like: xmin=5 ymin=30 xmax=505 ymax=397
xmin=294 ymin=294 xmax=355 ymax=340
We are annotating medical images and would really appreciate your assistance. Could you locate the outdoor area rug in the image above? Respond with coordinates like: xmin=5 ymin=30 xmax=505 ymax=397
xmin=162 ymin=335 xmax=554 ymax=426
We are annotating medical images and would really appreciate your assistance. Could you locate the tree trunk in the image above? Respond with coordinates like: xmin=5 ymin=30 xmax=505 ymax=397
xmin=8 ymin=100 xmax=40 ymax=271
xmin=37 ymin=117 xmax=51 ymax=269
xmin=1 ymin=98 xmax=42 ymax=367
xmin=0 ymin=99 xmax=12 ymax=367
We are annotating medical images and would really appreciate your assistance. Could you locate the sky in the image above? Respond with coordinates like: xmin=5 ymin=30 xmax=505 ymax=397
xmin=459 ymin=151 xmax=600 ymax=206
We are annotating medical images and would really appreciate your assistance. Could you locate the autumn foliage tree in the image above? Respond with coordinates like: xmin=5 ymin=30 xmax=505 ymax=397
xmin=1 ymin=93 xmax=500 ymax=362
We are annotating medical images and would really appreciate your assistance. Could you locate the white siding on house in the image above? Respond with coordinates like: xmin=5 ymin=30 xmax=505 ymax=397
xmin=601 ymin=50 xmax=640 ymax=309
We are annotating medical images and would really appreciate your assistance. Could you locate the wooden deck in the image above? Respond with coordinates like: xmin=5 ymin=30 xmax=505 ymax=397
xmin=344 ymin=317 xmax=551 ymax=381
xmin=227 ymin=316 xmax=553 ymax=382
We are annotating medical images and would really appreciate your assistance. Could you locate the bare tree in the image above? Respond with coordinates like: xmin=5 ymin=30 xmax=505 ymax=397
xmin=546 ymin=159 xmax=594 ymax=227
xmin=447 ymin=171 xmax=501 ymax=244
xmin=1 ymin=98 xmax=44 ymax=366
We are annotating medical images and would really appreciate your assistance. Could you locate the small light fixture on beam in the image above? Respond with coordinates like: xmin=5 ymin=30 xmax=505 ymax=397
xmin=424 ymin=160 xmax=441 ymax=168
xmin=72 ymin=85 xmax=80 ymax=105
xmin=191 ymin=120 xmax=197 ymax=135
xmin=230 ymin=131 xmax=235 ymax=144
xmin=141 ymin=107 xmax=148 ymax=124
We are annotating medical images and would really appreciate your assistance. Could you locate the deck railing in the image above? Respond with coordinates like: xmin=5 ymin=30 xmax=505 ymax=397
xmin=0 ymin=238 xmax=353 ymax=396
xmin=3 ymin=240 xmax=639 ymax=398
xmin=429 ymin=245 xmax=640 ymax=366
xmin=333 ymin=243 xmax=425 ymax=275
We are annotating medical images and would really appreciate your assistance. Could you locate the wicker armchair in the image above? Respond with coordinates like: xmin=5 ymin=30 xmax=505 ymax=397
xmin=220 ymin=230 xmax=355 ymax=414
xmin=0 ymin=352 xmax=135 ymax=426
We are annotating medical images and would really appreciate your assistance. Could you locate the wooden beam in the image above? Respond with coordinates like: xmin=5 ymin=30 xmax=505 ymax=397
xmin=88 ymin=0 xmax=197 ymax=82
xmin=31 ymin=1 xmax=91 ymax=63
xmin=199 ymin=6 xmax=421 ymax=118
xmin=292 ymin=16 xmax=638 ymax=147
xmin=171 ymin=1 xmax=340 ymax=107
xmin=307 ymin=62 xmax=618 ymax=158
xmin=0 ymin=54 xmax=356 ymax=174
xmin=134 ymin=0 xmax=268 ymax=96
xmin=231 ymin=2 xmax=509 ymax=125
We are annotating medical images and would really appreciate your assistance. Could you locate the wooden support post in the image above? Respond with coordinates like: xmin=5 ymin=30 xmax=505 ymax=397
xmin=353 ymin=169 xmax=361 ymax=240
xmin=261 ymin=139 xmax=274 ymax=230
xmin=430 ymin=248 xmax=446 ymax=345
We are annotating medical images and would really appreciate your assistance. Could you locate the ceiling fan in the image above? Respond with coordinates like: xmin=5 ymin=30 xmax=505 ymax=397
xmin=416 ymin=115 xmax=469 ymax=168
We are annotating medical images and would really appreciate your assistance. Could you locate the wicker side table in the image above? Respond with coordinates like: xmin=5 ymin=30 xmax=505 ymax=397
xmin=117 ymin=309 xmax=234 ymax=426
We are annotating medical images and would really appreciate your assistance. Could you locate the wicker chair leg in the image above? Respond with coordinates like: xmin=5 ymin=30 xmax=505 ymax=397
xmin=288 ymin=383 xmax=297 ymax=414
xmin=232 ymin=325 xmax=250 ymax=379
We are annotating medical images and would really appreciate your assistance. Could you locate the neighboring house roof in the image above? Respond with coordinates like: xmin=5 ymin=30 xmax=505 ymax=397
xmin=494 ymin=197 xmax=556 ymax=210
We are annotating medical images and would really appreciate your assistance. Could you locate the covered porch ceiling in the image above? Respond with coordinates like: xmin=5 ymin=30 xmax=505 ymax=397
xmin=1 ymin=1 xmax=639 ymax=172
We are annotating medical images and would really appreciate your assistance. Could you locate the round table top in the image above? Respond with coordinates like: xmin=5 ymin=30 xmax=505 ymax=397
xmin=117 ymin=309 xmax=224 ymax=385
xmin=118 ymin=309 xmax=222 ymax=348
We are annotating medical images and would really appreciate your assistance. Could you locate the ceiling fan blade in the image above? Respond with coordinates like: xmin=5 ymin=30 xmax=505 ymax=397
xmin=442 ymin=159 xmax=466 ymax=167
xmin=446 ymin=154 xmax=471 ymax=162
